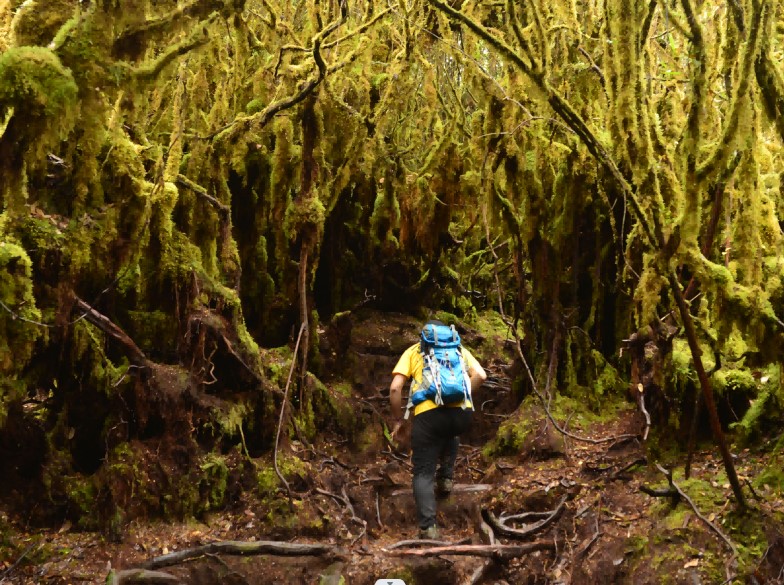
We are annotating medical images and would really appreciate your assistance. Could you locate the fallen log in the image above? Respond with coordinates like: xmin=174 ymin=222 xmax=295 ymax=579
xmin=384 ymin=541 xmax=555 ymax=559
xmin=138 ymin=540 xmax=347 ymax=570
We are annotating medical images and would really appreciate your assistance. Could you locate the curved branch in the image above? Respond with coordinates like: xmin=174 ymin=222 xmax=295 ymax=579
xmin=132 ymin=14 xmax=218 ymax=82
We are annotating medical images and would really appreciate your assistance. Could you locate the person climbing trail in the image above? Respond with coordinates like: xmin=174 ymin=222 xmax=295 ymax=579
xmin=389 ymin=319 xmax=487 ymax=539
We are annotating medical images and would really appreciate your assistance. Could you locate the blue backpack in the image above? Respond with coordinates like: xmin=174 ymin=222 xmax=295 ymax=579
xmin=407 ymin=323 xmax=473 ymax=415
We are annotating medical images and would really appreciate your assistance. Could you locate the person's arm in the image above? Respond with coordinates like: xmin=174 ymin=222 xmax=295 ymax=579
xmin=469 ymin=362 xmax=487 ymax=391
xmin=390 ymin=373 xmax=407 ymax=416
xmin=389 ymin=373 xmax=408 ymax=436
xmin=462 ymin=347 xmax=487 ymax=391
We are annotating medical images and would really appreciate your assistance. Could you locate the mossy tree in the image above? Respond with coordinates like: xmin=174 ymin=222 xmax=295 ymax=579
xmin=0 ymin=0 xmax=782 ymax=528
xmin=425 ymin=0 xmax=784 ymax=505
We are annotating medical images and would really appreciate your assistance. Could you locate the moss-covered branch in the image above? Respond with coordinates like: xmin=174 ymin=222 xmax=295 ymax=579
xmin=756 ymin=30 xmax=784 ymax=143
xmin=697 ymin=0 xmax=767 ymax=182
xmin=132 ymin=13 xmax=218 ymax=82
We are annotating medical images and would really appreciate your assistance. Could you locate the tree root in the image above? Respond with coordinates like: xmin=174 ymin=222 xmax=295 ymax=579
xmin=642 ymin=464 xmax=737 ymax=556
xmin=384 ymin=541 xmax=555 ymax=559
xmin=482 ymin=495 xmax=567 ymax=539
xmin=137 ymin=540 xmax=348 ymax=571
xmin=390 ymin=483 xmax=492 ymax=497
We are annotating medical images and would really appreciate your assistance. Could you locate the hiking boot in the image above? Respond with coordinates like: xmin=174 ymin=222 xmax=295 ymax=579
xmin=419 ymin=525 xmax=439 ymax=540
xmin=436 ymin=478 xmax=453 ymax=498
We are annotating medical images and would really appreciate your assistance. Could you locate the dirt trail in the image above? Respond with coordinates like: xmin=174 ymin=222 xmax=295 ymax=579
xmin=2 ymin=311 xmax=782 ymax=584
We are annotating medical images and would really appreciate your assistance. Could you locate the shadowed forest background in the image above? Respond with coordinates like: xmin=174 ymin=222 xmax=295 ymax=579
xmin=2 ymin=0 xmax=784 ymax=583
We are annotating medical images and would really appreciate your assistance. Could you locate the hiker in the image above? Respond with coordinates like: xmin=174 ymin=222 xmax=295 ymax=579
xmin=389 ymin=320 xmax=487 ymax=539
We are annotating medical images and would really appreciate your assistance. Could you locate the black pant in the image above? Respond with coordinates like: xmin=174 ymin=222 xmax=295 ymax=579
xmin=411 ymin=407 xmax=473 ymax=530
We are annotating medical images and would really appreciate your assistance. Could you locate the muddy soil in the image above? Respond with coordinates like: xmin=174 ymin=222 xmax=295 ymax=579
xmin=1 ymin=311 xmax=783 ymax=584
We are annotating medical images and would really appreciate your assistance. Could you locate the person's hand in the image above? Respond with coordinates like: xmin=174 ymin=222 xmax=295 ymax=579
xmin=390 ymin=419 xmax=403 ymax=439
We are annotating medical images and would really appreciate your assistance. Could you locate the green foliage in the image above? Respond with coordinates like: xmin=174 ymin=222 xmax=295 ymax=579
xmin=198 ymin=453 xmax=228 ymax=511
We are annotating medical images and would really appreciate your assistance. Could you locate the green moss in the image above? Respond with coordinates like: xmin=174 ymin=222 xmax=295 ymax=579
xmin=284 ymin=195 xmax=326 ymax=243
xmin=125 ymin=310 xmax=177 ymax=353
xmin=256 ymin=454 xmax=309 ymax=499
xmin=484 ymin=405 xmax=536 ymax=457
xmin=198 ymin=453 xmax=228 ymax=511
xmin=0 ymin=241 xmax=43 ymax=426
xmin=246 ymin=98 xmax=265 ymax=114
xmin=712 ymin=369 xmax=757 ymax=397
xmin=0 ymin=46 xmax=77 ymax=148
xmin=10 ymin=0 xmax=76 ymax=47
xmin=61 ymin=474 xmax=99 ymax=530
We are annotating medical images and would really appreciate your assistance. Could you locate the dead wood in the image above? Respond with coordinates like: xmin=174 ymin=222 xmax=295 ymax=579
xmin=390 ymin=483 xmax=492 ymax=497
xmin=483 ymin=496 xmax=567 ymax=539
xmin=73 ymin=297 xmax=150 ymax=367
xmin=275 ymin=323 xmax=307 ymax=507
xmin=137 ymin=540 xmax=347 ymax=570
xmin=187 ymin=312 xmax=262 ymax=383
xmin=108 ymin=569 xmax=181 ymax=584
xmin=385 ymin=541 xmax=555 ymax=559
xmin=385 ymin=537 xmax=472 ymax=550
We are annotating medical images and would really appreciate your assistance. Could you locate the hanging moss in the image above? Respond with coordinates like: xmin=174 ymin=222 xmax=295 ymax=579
xmin=0 ymin=46 xmax=77 ymax=163
xmin=0 ymin=241 xmax=42 ymax=427
xmin=10 ymin=0 xmax=76 ymax=47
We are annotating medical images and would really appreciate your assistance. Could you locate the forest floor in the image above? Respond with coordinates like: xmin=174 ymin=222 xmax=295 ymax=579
xmin=2 ymin=311 xmax=784 ymax=584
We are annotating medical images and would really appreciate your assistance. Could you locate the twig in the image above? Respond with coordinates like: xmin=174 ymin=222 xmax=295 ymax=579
xmin=73 ymin=297 xmax=150 ymax=367
xmin=513 ymin=337 xmax=637 ymax=444
xmin=636 ymin=384 xmax=651 ymax=441
xmin=609 ymin=457 xmax=648 ymax=480
xmin=575 ymin=515 xmax=602 ymax=560
xmin=0 ymin=542 xmax=41 ymax=580
xmin=314 ymin=487 xmax=367 ymax=545
xmin=653 ymin=464 xmax=738 ymax=555
xmin=376 ymin=490 xmax=384 ymax=528
xmin=176 ymin=174 xmax=230 ymax=215
xmin=274 ymin=323 xmax=307 ymax=507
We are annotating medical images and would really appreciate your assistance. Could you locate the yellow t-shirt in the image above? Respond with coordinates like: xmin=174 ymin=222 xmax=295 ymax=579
xmin=392 ymin=343 xmax=481 ymax=416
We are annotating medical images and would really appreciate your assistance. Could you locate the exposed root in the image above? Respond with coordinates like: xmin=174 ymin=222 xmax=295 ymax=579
xmin=483 ymin=495 xmax=567 ymax=540
xmin=384 ymin=541 xmax=556 ymax=559
xmin=137 ymin=540 xmax=348 ymax=571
